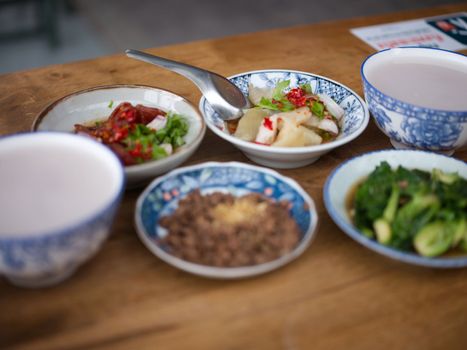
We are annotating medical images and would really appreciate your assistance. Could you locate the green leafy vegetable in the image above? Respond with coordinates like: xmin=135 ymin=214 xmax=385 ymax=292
xmin=353 ymin=162 xmax=467 ymax=257
xmin=272 ymin=80 xmax=290 ymax=100
xmin=414 ymin=221 xmax=454 ymax=257
xmin=354 ymin=162 xmax=395 ymax=231
xmin=391 ymin=193 xmax=440 ymax=250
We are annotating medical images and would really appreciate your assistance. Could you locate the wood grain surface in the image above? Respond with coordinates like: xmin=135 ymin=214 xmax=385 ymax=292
xmin=1 ymin=4 xmax=466 ymax=350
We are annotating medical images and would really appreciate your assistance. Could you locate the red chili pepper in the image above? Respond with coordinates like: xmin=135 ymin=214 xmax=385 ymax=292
xmin=125 ymin=109 xmax=137 ymax=123
xmin=112 ymin=125 xmax=129 ymax=141
xmin=263 ymin=117 xmax=273 ymax=130
xmin=144 ymin=144 xmax=153 ymax=159
xmin=129 ymin=142 xmax=143 ymax=157
xmin=286 ymin=88 xmax=306 ymax=107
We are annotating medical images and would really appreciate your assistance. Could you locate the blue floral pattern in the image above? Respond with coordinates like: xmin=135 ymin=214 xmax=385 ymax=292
xmin=401 ymin=118 xmax=463 ymax=149
xmin=363 ymin=79 xmax=467 ymax=150
xmin=201 ymin=70 xmax=366 ymax=138
xmin=372 ymin=106 xmax=391 ymax=130
xmin=0 ymin=199 xmax=121 ymax=284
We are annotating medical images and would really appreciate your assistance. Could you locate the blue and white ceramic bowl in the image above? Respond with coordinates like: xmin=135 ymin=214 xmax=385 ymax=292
xmin=0 ymin=133 xmax=124 ymax=287
xmin=361 ymin=47 xmax=467 ymax=155
xmin=199 ymin=70 xmax=369 ymax=169
xmin=323 ymin=149 xmax=467 ymax=268
xmin=135 ymin=162 xmax=318 ymax=278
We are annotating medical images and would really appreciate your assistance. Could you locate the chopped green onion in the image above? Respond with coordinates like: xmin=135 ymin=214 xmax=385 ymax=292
xmin=311 ymin=101 xmax=325 ymax=118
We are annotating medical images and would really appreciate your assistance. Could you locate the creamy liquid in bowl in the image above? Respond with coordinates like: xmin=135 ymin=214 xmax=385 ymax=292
xmin=0 ymin=134 xmax=123 ymax=237
xmin=363 ymin=49 xmax=467 ymax=111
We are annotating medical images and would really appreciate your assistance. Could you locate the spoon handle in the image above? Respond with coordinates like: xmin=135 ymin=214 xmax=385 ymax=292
xmin=125 ymin=49 xmax=250 ymax=120
xmin=125 ymin=49 xmax=209 ymax=90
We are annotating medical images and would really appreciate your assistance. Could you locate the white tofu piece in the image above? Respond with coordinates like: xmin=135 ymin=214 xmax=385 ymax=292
xmin=146 ymin=115 xmax=167 ymax=130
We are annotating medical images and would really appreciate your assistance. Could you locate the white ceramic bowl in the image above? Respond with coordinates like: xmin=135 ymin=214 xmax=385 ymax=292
xmin=0 ymin=132 xmax=124 ymax=287
xmin=361 ymin=47 xmax=467 ymax=155
xmin=324 ymin=149 xmax=467 ymax=268
xmin=199 ymin=69 xmax=369 ymax=169
xmin=135 ymin=162 xmax=318 ymax=278
xmin=33 ymin=85 xmax=206 ymax=187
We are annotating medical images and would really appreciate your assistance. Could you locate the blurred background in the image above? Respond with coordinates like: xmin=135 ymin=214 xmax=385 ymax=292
xmin=0 ymin=0 xmax=464 ymax=74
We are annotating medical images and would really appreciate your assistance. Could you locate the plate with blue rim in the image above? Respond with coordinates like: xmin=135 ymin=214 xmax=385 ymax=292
xmin=323 ymin=149 xmax=467 ymax=268
xmin=134 ymin=161 xmax=318 ymax=278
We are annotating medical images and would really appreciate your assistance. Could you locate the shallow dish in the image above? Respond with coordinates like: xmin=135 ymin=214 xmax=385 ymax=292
xmin=361 ymin=47 xmax=467 ymax=155
xmin=199 ymin=69 xmax=369 ymax=169
xmin=0 ymin=132 xmax=124 ymax=287
xmin=33 ymin=84 xmax=206 ymax=187
xmin=323 ymin=149 xmax=467 ymax=268
xmin=135 ymin=162 xmax=318 ymax=278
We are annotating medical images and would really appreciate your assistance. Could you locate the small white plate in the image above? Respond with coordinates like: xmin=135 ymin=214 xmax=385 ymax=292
xmin=33 ymin=84 xmax=206 ymax=187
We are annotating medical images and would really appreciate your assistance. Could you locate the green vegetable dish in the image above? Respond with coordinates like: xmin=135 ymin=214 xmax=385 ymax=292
xmin=350 ymin=161 xmax=467 ymax=258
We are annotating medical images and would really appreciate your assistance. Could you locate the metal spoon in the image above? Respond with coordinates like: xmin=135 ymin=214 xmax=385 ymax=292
xmin=125 ymin=49 xmax=250 ymax=120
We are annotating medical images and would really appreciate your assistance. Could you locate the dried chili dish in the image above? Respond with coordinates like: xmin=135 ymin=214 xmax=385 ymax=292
xmin=32 ymin=85 xmax=206 ymax=186
xmin=135 ymin=162 xmax=319 ymax=278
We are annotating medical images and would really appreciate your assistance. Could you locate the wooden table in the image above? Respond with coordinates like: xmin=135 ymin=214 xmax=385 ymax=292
xmin=1 ymin=4 xmax=466 ymax=350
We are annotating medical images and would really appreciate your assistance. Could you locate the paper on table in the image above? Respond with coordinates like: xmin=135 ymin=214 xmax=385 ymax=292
xmin=351 ymin=12 xmax=467 ymax=51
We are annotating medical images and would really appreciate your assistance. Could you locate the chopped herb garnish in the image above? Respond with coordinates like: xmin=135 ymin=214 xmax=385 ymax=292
xmin=108 ymin=100 xmax=114 ymax=108
xmin=272 ymin=80 xmax=290 ymax=100
xmin=152 ymin=145 xmax=168 ymax=160
xmin=299 ymin=83 xmax=312 ymax=94
xmin=311 ymin=101 xmax=325 ymax=118
xmin=258 ymin=97 xmax=295 ymax=112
